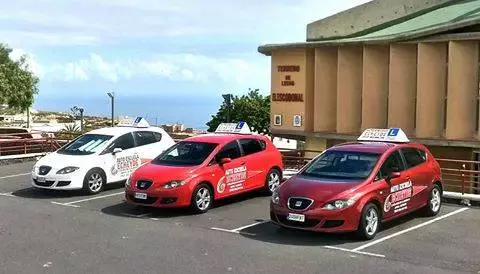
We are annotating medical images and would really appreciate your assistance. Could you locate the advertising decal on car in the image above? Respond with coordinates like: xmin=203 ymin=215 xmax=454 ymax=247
xmin=112 ymin=153 xmax=141 ymax=177
xmin=216 ymin=165 xmax=247 ymax=193
xmin=384 ymin=180 xmax=412 ymax=213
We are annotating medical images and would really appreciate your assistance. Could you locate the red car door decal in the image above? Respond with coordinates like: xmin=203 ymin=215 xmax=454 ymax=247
xmin=384 ymin=179 xmax=413 ymax=214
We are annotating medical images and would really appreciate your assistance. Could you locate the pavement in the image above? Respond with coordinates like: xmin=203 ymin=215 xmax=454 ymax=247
xmin=0 ymin=161 xmax=479 ymax=274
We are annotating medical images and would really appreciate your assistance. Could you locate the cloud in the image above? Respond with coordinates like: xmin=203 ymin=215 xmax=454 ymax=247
xmin=8 ymin=48 xmax=44 ymax=77
xmin=38 ymin=53 xmax=269 ymax=87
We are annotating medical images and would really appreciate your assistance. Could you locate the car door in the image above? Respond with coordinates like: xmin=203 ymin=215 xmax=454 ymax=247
xmin=210 ymin=140 xmax=247 ymax=198
xmin=238 ymin=138 xmax=266 ymax=189
xmin=399 ymin=147 xmax=430 ymax=210
xmin=101 ymin=132 xmax=139 ymax=183
xmin=376 ymin=149 xmax=412 ymax=220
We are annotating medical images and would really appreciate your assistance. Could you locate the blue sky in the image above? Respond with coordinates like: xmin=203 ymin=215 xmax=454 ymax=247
xmin=3 ymin=0 xmax=370 ymax=129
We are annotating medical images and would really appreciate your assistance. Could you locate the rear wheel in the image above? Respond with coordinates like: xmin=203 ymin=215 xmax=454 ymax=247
xmin=83 ymin=169 xmax=105 ymax=195
xmin=356 ymin=203 xmax=380 ymax=240
xmin=264 ymin=169 xmax=281 ymax=195
xmin=190 ymin=184 xmax=213 ymax=214
xmin=423 ymin=184 xmax=442 ymax=216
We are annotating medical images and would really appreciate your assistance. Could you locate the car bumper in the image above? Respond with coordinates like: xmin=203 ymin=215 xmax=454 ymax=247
xmin=269 ymin=202 xmax=361 ymax=233
xmin=31 ymin=172 xmax=84 ymax=190
xmin=125 ymin=186 xmax=192 ymax=208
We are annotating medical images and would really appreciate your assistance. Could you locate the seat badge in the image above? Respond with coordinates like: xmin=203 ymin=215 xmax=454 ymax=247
xmin=295 ymin=201 xmax=302 ymax=207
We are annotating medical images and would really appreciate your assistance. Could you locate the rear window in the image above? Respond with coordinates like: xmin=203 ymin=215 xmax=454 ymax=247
xmin=401 ymin=148 xmax=427 ymax=168
xmin=239 ymin=138 xmax=264 ymax=156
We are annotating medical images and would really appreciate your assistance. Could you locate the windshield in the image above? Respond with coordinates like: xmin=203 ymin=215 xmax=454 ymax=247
xmin=301 ymin=150 xmax=380 ymax=180
xmin=152 ymin=141 xmax=218 ymax=167
xmin=57 ymin=134 xmax=113 ymax=155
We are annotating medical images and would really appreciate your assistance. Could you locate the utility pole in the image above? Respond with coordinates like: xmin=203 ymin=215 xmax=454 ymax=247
xmin=72 ymin=106 xmax=84 ymax=133
xmin=222 ymin=94 xmax=232 ymax=123
xmin=107 ymin=91 xmax=115 ymax=127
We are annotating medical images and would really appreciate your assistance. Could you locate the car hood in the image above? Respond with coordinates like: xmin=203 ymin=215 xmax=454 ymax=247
xmin=131 ymin=163 xmax=199 ymax=185
xmin=36 ymin=152 xmax=97 ymax=168
xmin=279 ymin=175 xmax=364 ymax=206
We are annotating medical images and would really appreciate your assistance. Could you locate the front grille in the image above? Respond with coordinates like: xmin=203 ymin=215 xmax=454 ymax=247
xmin=287 ymin=197 xmax=314 ymax=211
xmin=277 ymin=214 xmax=321 ymax=228
xmin=38 ymin=166 xmax=52 ymax=175
xmin=33 ymin=179 xmax=55 ymax=187
xmin=136 ymin=180 xmax=153 ymax=190
xmin=127 ymin=194 xmax=157 ymax=205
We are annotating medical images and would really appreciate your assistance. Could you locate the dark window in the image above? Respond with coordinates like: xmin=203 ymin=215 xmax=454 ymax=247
xmin=105 ymin=133 xmax=135 ymax=152
xmin=378 ymin=150 xmax=405 ymax=179
xmin=215 ymin=141 xmax=241 ymax=161
xmin=153 ymin=132 xmax=162 ymax=142
xmin=152 ymin=141 xmax=217 ymax=167
xmin=239 ymin=138 xmax=263 ymax=156
xmin=401 ymin=148 xmax=427 ymax=169
xmin=134 ymin=131 xmax=158 ymax=146
xmin=259 ymin=140 xmax=267 ymax=150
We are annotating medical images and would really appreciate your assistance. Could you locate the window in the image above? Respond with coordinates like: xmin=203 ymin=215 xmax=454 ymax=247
xmin=239 ymin=138 xmax=264 ymax=156
xmin=153 ymin=132 xmax=162 ymax=142
xmin=134 ymin=131 xmax=158 ymax=146
xmin=104 ymin=133 xmax=135 ymax=153
xmin=401 ymin=148 xmax=427 ymax=169
xmin=152 ymin=141 xmax=217 ymax=167
xmin=377 ymin=150 xmax=405 ymax=179
xmin=259 ymin=140 xmax=267 ymax=150
xmin=301 ymin=150 xmax=381 ymax=180
xmin=215 ymin=141 xmax=242 ymax=161
xmin=58 ymin=134 xmax=113 ymax=155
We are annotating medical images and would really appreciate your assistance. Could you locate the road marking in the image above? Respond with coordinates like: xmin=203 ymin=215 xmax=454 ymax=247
xmin=63 ymin=192 xmax=124 ymax=205
xmin=0 ymin=173 xmax=30 ymax=180
xmin=231 ymin=220 xmax=270 ymax=232
xmin=0 ymin=192 xmax=15 ymax=197
xmin=50 ymin=201 xmax=80 ymax=208
xmin=353 ymin=207 xmax=469 ymax=252
xmin=211 ymin=227 xmax=239 ymax=234
xmin=323 ymin=246 xmax=385 ymax=258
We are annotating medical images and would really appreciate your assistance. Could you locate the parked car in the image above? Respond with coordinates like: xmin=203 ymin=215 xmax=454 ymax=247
xmin=125 ymin=122 xmax=284 ymax=213
xmin=31 ymin=117 xmax=175 ymax=194
xmin=270 ymin=128 xmax=443 ymax=240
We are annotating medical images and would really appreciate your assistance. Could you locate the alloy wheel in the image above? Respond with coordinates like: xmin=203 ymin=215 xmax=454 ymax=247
xmin=195 ymin=187 xmax=211 ymax=210
xmin=365 ymin=208 xmax=378 ymax=236
xmin=88 ymin=173 xmax=103 ymax=193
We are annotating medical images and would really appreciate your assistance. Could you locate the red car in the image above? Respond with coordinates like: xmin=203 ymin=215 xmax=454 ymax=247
xmin=270 ymin=128 xmax=443 ymax=239
xmin=125 ymin=122 xmax=284 ymax=213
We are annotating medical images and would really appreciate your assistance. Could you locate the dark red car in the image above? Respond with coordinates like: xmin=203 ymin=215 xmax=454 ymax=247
xmin=125 ymin=122 xmax=284 ymax=213
xmin=270 ymin=128 xmax=443 ymax=239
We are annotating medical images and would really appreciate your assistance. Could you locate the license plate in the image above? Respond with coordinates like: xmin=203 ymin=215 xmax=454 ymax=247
xmin=36 ymin=176 xmax=46 ymax=183
xmin=287 ymin=213 xmax=305 ymax=222
xmin=134 ymin=192 xmax=147 ymax=200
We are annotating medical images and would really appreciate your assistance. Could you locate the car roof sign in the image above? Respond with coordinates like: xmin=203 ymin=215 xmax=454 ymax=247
xmin=117 ymin=117 xmax=150 ymax=128
xmin=357 ymin=128 xmax=410 ymax=143
xmin=215 ymin=121 xmax=251 ymax=134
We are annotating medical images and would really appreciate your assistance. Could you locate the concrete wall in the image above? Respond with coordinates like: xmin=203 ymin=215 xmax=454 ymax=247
xmin=307 ymin=0 xmax=455 ymax=41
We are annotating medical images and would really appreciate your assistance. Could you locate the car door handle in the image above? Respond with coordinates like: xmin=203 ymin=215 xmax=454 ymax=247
xmin=240 ymin=162 xmax=246 ymax=165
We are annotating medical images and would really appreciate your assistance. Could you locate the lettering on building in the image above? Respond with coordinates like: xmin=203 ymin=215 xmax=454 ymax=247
xmin=277 ymin=65 xmax=300 ymax=72
xmin=281 ymin=75 xmax=295 ymax=86
xmin=272 ymin=93 xmax=304 ymax=102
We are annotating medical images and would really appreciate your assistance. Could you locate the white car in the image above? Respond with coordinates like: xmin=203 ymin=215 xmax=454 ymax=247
xmin=31 ymin=117 xmax=176 ymax=194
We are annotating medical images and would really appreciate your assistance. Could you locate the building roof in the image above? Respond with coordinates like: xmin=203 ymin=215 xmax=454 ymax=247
xmin=259 ymin=0 xmax=480 ymax=55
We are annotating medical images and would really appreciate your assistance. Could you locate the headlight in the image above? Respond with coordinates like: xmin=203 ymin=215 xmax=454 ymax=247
xmin=56 ymin=166 xmax=79 ymax=174
xmin=323 ymin=198 xmax=356 ymax=210
xmin=163 ymin=181 xmax=186 ymax=189
xmin=271 ymin=188 xmax=280 ymax=204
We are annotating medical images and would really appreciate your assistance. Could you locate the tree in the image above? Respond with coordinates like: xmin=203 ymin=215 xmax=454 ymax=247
xmin=206 ymin=88 xmax=270 ymax=133
xmin=0 ymin=43 xmax=39 ymax=111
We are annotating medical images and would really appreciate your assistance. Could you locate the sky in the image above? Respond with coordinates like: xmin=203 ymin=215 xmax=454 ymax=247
xmin=2 ymin=0 xmax=371 ymax=129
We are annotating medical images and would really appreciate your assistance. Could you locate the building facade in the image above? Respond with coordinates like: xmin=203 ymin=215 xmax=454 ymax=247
xmin=259 ymin=0 xmax=480 ymax=191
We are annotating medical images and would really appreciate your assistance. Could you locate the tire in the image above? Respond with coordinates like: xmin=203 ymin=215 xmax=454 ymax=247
xmin=422 ymin=184 xmax=442 ymax=217
xmin=356 ymin=203 xmax=380 ymax=240
xmin=190 ymin=183 xmax=213 ymax=214
xmin=82 ymin=168 xmax=106 ymax=195
xmin=264 ymin=168 xmax=282 ymax=195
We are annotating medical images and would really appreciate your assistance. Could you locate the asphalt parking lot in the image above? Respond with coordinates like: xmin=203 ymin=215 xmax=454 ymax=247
xmin=0 ymin=161 xmax=479 ymax=274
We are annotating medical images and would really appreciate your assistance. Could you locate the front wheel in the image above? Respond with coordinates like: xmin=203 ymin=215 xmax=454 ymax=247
xmin=83 ymin=169 xmax=106 ymax=195
xmin=423 ymin=184 xmax=442 ymax=217
xmin=190 ymin=184 xmax=213 ymax=214
xmin=356 ymin=203 xmax=380 ymax=240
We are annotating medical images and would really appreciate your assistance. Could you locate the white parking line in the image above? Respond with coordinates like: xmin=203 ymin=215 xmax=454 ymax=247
xmin=231 ymin=220 xmax=270 ymax=232
xmin=0 ymin=173 xmax=30 ymax=180
xmin=50 ymin=201 xmax=80 ymax=208
xmin=0 ymin=192 xmax=15 ymax=197
xmin=323 ymin=246 xmax=385 ymax=258
xmin=63 ymin=192 xmax=124 ymax=205
xmin=353 ymin=207 xmax=469 ymax=252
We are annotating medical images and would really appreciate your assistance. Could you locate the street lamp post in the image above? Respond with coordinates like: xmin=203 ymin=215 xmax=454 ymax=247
xmin=72 ymin=106 xmax=84 ymax=133
xmin=222 ymin=94 xmax=232 ymax=123
xmin=107 ymin=92 xmax=115 ymax=127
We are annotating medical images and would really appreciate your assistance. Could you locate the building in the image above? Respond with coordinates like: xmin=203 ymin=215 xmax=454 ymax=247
xmin=259 ymin=0 xmax=480 ymax=159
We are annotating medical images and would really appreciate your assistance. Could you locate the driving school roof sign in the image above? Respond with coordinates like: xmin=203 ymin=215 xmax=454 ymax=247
xmin=357 ymin=128 xmax=410 ymax=143
xmin=215 ymin=122 xmax=251 ymax=134
xmin=117 ymin=117 xmax=150 ymax=128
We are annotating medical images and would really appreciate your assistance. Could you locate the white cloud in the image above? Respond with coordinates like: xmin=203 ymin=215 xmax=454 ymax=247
xmin=8 ymin=48 xmax=44 ymax=77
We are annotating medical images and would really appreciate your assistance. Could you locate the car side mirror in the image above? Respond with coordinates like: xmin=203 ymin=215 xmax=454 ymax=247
xmin=113 ymin=148 xmax=123 ymax=155
xmin=219 ymin=157 xmax=232 ymax=165
xmin=387 ymin=171 xmax=401 ymax=181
